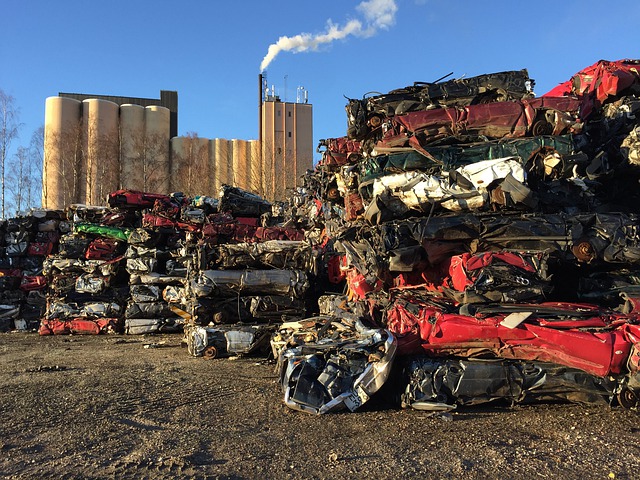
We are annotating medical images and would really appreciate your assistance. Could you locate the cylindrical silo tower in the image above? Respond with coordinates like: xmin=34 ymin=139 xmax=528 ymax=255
xmin=212 ymin=139 xmax=232 ymax=197
xmin=144 ymin=105 xmax=170 ymax=193
xmin=231 ymin=139 xmax=248 ymax=191
xmin=82 ymin=99 xmax=120 ymax=205
xmin=43 ymin=96 xmax=82 ymax=209
xmin=170 ymin=135 xmax=210 ymax=195
xmin=170 ymin=136 xmax=185 ymax=193
xmin=249 ymin=139 xmax=262 ymax=196
xmin=119 ymin=104 xmax=145 ymax=191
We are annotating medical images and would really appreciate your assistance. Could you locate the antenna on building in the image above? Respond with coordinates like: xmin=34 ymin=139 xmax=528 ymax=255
xmin=284 ymin=75 xmax=288 ymax=102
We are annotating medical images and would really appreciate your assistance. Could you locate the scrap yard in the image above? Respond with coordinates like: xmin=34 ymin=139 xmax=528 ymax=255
xmin=2 ymin=59 xmax=640 ymax=478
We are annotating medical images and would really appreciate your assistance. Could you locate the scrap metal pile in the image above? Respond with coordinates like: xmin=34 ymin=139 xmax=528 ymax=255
xmin=34 ymin=187 xmax=317 ymax=338
xmin=292 ymin=59 xmax=640 ymax=413
xmin=0 ymin=210 xmax=63 ymax=331
xmin=3 ymin=59 xmax=640 ymax=415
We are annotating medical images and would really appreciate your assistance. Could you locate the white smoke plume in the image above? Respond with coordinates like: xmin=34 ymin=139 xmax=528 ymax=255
xmin=259 ymin=0 xmax=398 ymax=72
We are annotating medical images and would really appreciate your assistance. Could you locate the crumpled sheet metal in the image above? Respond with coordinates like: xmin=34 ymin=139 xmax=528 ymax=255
xmin=346 ymin=70 xmax=534 ymax=141
xmin=401 ymin=357 xmax=618 ymax=410
xmin=218 ymin=185 xmax=272 ymax=218
xmin=213 ymin=240 xmax=314 ymax=271
xmin=129 ymin=284 xmax=162 ymax=303
xmin=191 ymin=269 xmax=309 ymax=299
xmin=43 ymin=256 xmax=122 ymax=276
xmin=39 ymin=317 xmax=120 ymax=335
xmin=275 ymin=317 xmax=397 ymax=414
xmin=75 ymin=274 xmax=111 ymax=294
xmin=423 ymin=251 xmax=553 ymax=304
xmin=46 ymin=300 xmax=121 ymax=320
xmin=124 ymin=318 xmax=183 ymax=335
xmin=0 ymin=304 xmax=20 ymax=320
xmin=376 ymin=97 xmax=582 ymax=154
xmin=125 ymin=301 xmax=176 ymax=319
xmin=543 ymin=59 xmax=640 ymax=117
xmin=192 ymin=295 xmax=306 ymax=325
xmin=184 ymin=324 xmax=273 ymax=358
xmin=368 ymin=156 xmax=526 ymax=213
xmin=379 ymin=212 xmax=640 ymax=266
xmin=384 ymin=292 xmax=640 ymax=378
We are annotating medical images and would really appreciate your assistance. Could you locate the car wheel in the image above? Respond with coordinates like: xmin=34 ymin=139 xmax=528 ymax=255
xmin=617 ymin=387 xmax=638 ymax=409
xmin=530 ymin=114 xmax=553 ymax=136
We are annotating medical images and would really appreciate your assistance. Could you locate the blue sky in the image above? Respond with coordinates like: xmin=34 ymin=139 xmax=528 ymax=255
xmin=2 ymin=0 xmax=639 ymax=162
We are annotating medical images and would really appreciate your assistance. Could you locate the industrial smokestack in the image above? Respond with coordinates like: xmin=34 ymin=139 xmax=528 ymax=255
xmin=258 ymin=73 xmax=263 ymax=145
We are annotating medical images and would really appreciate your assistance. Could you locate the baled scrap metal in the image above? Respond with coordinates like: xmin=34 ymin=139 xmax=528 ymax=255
xmin=73 ymin=223 xmax=132 ymax=242
xmin=129 ymin=284 xmax=162 ymax=303
xmin=184 ymin=323 xmax=274 ymax=358
xmin=124 ymin=302 xmax=177 ymax=319
xmin=218 ymin=184 xmax=272 ymax=218
xmin=400 ymin=357 xmax=618 ymax=410
xmin=124 ymin=317 xmax=183 ymax=335
xmin=129 ymin=273 xmax=186 ymax=285
xmin=191 ymin=269 xmax=309 ymax=298
xmin=58 ymin=233 xmax=91 ymax=259
xmin=0 ymin=209 xmax=65 ymax=331
xmin=191 ymin=295 xmax=307 ymax=325
xmin=366 ymin=156 xmax=528 ymax=213
xmin=384 ymin=291 xmax=640 ymax=378
xmin=275 ymin=316 xmax=397 ymax=414
xmin=45 ymin=298 xmax=122 ymax=320
xmin=213 ymin=240 xmax=314 ymax=270
xmin=74 ymin=273 xmax=112 ymax=294
xmin=39 ymin=317 xmax=120 ymax=335
xmin=346 ymin=69 xmax=535 ymax=142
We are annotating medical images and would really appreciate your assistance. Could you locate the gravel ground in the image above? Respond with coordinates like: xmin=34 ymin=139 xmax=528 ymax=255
xmin=0 ymin=332 xmax=638 ymax=479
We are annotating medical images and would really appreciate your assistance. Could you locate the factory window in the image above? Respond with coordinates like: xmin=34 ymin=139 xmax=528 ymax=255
xmin=288 ymin=111 xmax=291 ymax=117
xmin=288 ymin=132 xmax=292 ymax=137
xmin=277 ymin=110 xmax=281 ymax=117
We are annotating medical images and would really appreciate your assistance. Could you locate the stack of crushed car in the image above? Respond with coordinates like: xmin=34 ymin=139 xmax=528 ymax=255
xmin=36 ymin=186 xmax=317 ymax=343
xmin=183 ymin=185 xmax=314 ymax=358
xmin=40 ymin=204 xmax=131 ymax=335
xmin=283 ymin=59 xmax=640 ymax=413
xmin=0 ymin=209 xmax=64 ymax=331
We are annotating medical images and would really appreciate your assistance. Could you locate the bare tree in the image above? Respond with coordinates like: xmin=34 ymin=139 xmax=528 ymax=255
xmin=121 ymin=128 xmax=170 ymax=193
xmin=6 ymin=146 xmax=35 ymax=215
xmin=82 ymin=120 xmax=119 ymax=205
xmin=174 ymin=132 xmax=210 ymax=196
xmin=28 ymin=126 xmax=44 ymax=208
xmin=261 ymin=137 xmax=287 ymax=201
xmin=0 ymin=90 xmax=22 ymax=218
xmin=143 ymin=131 xmax=170 ymax=192
xmin=43 ymin=119 xmax=83 ymax=209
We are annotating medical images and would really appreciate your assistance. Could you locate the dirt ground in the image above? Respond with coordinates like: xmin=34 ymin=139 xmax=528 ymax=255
xmin=0 ymin=332 xmax=638 ymax=480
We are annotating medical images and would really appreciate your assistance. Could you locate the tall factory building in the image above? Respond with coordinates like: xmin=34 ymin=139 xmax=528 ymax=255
xmin=42 ymin=83 xmax=313 ymax=207
xmin=260 ymin=77 xmax=313 ymax=201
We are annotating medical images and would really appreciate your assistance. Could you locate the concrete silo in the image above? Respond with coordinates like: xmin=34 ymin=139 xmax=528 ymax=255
xmin=82 ymin=99 xmax=120 ymax=205
xmin=170 ymin=136 xmax=211 ymax=195
xmin=211 ymin=139 xmax=232 ymax=197
xmin=43 ymin=96 xmax=82 ymax=209
xmin=170 ymin=136 xmax=186 ymax=193
xmin=144 ymin=106 xmax=170 ymax=193
xmin=119 ymin=104 xmax=145 ymax=191
xmin=249 ymin=139 xmax=262 ymax=196
xmin=231 ymin=138 xmax=251 ymax=190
